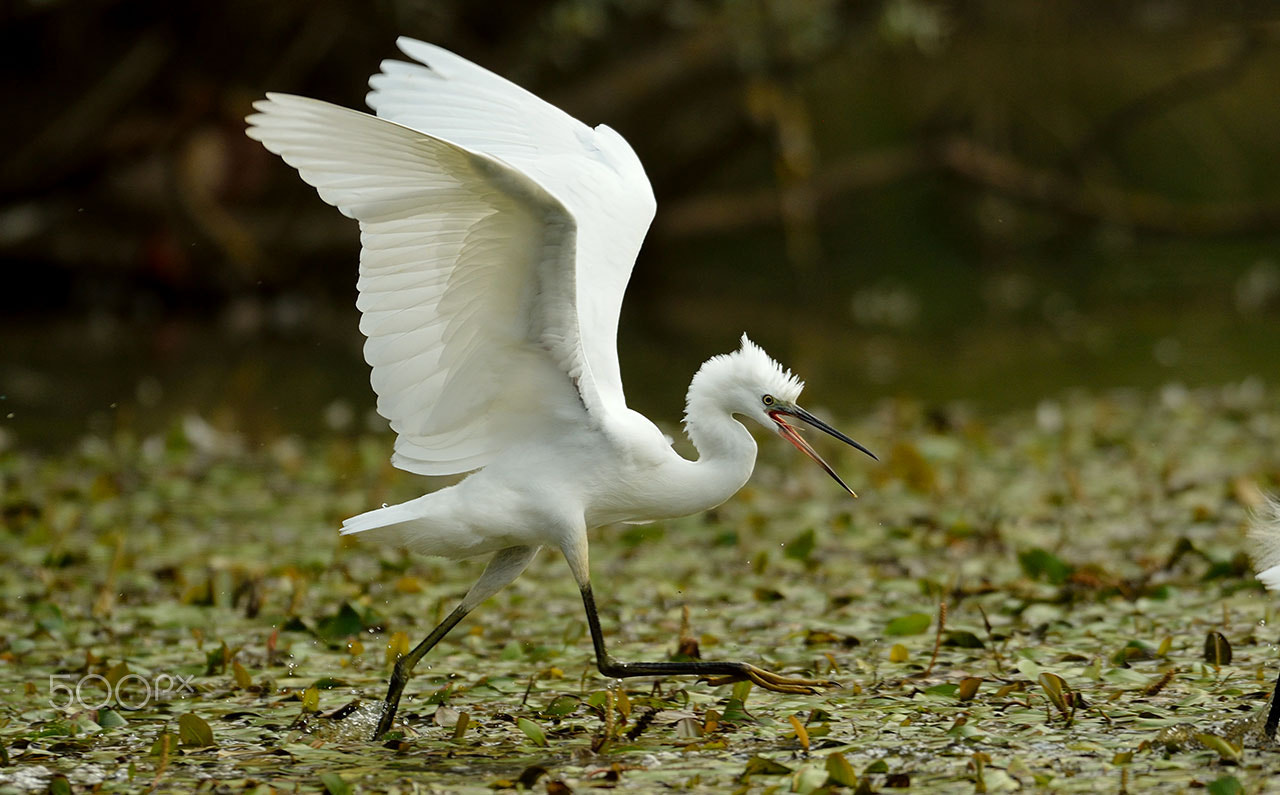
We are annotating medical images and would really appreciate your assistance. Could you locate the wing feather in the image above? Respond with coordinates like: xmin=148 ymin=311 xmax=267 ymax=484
xmin=248 ymin=39 xmax=658 ymax=475
xmin=247 ymin=93 xmax=577 ymax=475
xmin=367 ymin=38 xmax=657 ymax=419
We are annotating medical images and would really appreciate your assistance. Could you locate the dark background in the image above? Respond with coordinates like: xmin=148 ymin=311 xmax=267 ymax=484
xmin=4 ymin=0 xmax=1280 ymax=448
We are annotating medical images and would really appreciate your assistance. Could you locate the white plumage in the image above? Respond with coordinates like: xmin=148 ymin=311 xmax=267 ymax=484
xmin=1248 ymin=495 xmax=1280 ymax=739
xmin=1250 ymin=495 xmax=1280 ymax=592
xmin=247 ymin=38 xmax=875 ymax=738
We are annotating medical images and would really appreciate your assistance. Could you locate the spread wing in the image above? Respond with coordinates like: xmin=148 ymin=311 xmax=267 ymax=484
xmin=366 ymin=38 xmax=656 ymax=423
xmin=246 ymin=80 xmax=652 ymax=475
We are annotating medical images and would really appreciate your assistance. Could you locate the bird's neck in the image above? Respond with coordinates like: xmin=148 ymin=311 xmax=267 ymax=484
xmin=680 ymin=377 xmax=758 ymax=505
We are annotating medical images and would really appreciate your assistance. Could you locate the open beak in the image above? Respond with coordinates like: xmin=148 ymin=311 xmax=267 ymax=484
xmin=768 ymin=405 xmax=877 ymax=497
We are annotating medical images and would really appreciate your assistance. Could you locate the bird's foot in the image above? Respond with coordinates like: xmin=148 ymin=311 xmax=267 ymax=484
xmin=701 ymin=663 xmax=838 ymax=695
xmin=372 ymin=693 xmax=406 ymax=741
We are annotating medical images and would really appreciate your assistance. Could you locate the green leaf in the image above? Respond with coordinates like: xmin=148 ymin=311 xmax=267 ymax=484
xmin=204 ymin=641 xmax=229 ymax=675
xmin=301 ymin=685 xmax=320 ymax=712
xmin=315 ymin=603 xmax=365 ymax=644
xmin=585 ymin=691 xmax=608 ymax=709
xmin=515 ymin=766 xmax=548 ymax=788
xmin=739 ymin=755 xmax=792 ymax=780
xmin=722 ymin=681 xmax=755 ymax=722
xmin=884 ymin=612 xmax=932 ymax=636
xmin=1111 ymin=640 xmax=1157 ymax=666
xmin=541 ymin=695 xmax=579 ymax=717
xmin=1038 ymin=672 xmax=1072 ymax=718
xmin=1203 ymin=631 xmax=1232 ymax=665
xmin=97 ymin=709 xmax=127 ymax=729
xmin=452 ymin=711 xmax=470 ymax=740
xmin=516 ymin=717 xmax=548 ymax=747
xmin=1207 ymin=776 xmax=1245 ymax=795
xmin=784 ymin=528 xmax=816 ymax=562
xmin=1018 ymin=548 xmax=1073 ymax=584
xmin=319 ymin=772 xmax=352 ymax=795
xmin=232 ymin=660 xmax=252 ymax=689
xmin=178 ymin=712 xmax=215 ymax=748
xmin=825 ymin=751 xmax=858 ymax=787
xmin=32 ymin=602 xmax=65 ymax=635
xmin=675 ymin=716 xmax=703 ymax=738
xmin=721 ymin=697 xmax=753 ymax=723
xmin=942 ymin=630 xmax=986 ymax=649
xmin=148 ymin=732 xmax=179 ymax=756
xmin=1195 ymin=733 xmax=1243 ymax=762
xmin=424 ymin=684 xmax=453 ymax=706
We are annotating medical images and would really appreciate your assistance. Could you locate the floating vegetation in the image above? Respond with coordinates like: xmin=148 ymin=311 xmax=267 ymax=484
xmin=1 ymin=383 xmax=1278 ymax=790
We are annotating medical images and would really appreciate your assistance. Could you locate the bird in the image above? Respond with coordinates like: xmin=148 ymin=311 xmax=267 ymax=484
xmin=1248 ymin=495 xmax=1280 ymax=740
xmin=246 ymin=37 xmax=876 ymax=740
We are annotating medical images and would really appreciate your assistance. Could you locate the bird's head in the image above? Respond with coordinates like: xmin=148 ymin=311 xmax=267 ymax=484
xmin=687 ymin=334 xmax=877 ymax=495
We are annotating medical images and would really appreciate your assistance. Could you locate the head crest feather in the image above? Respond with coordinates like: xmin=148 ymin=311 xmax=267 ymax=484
xmin=685 ymin=334 xmax=804 ymax=428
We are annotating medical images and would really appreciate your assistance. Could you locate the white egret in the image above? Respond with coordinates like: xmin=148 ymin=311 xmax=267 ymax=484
xmin=246 ymin=38 xmax=876 ymax=739
xmin=1249 ymin=496 xmax=1280 ymax=739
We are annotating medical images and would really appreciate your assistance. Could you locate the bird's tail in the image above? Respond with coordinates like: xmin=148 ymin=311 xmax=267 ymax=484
xmin=340 ymin=501 xmax=423 ymax=537
xmin=1248 ymin=495 xmax=1280 ymax=591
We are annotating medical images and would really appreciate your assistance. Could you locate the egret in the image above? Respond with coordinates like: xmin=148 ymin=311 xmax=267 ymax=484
xmin=246 ymin=37 xmax=876 ymax=740
xmin=1249 ymin=495 xmax=1280 ymax=739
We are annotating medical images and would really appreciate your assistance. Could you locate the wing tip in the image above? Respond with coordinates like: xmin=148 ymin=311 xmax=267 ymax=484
xmin=396 ymin=36 xmax=437 ymax=63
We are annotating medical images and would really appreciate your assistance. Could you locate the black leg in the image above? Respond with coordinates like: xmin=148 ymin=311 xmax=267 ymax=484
xmin=374 ymin=604 xmax=470 ymax=740
xmin=1265 ymin=675 xmax=1280 ymax=740
xmin=579 ymin=584 xmax=836 ymax=694
xmin=372 ymin=545 xmax=539 ymax=741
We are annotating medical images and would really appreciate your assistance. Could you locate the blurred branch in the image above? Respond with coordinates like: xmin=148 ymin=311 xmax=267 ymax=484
xmin=658 ymin=137 xmax=1280 ymax=239
xmin=261 ymin=7 xmax=351 ymax=90
xmin=655 ymin=146 xmax=923 ymax=238
xmin=936 ymin=135 xmax=1280 ymax=235
xmin=1065 ymin=29 xmax=1262 ymax=171
xmin=937 ymin=136 xmax=1280 ymax=236
xmin=2 ymin=31 xmax=173 ymax=199
xmin=746 ymin=76 xmax=822 ymax=273
xmin=551 ymin=25 xmax=729 ymax=119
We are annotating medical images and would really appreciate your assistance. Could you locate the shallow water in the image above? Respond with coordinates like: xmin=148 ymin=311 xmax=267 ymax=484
xmin=4 ymin=296 xmax=1278 ymax=452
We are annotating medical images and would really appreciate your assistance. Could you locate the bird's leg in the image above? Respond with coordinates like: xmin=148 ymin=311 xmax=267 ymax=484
xmin=373 ymin=545 xmax=538 ymax=741
xmin=1264 ymin=675 xmax=1280 ymax=741
xmin=578 ymin=584 xmax=837 ymax=695
xmin=375 ymin=604 xmax=469 ymax=740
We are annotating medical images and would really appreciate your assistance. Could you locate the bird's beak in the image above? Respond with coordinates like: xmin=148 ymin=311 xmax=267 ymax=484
xmin=768 ymin=405 xmax=877 ymax=497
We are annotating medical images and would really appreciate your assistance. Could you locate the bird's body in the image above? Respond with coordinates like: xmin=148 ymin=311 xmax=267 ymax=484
xmin=341 ymin=339 xmax=797 ymax=559
xmin=343 ymin=410 xmax=751 ymax=560
xmin=247 ymin=38 xmax=874 ymax=739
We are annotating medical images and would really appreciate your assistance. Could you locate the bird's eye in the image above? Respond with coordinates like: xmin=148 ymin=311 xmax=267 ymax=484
xmin=762 ymin=394 xmax=775 ymax=406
